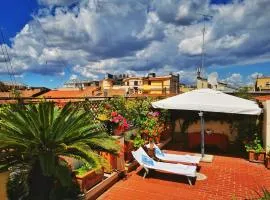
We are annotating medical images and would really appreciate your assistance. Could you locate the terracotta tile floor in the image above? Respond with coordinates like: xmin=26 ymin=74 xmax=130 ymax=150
xmin=98 ymin=145 xmax=270 ymax=200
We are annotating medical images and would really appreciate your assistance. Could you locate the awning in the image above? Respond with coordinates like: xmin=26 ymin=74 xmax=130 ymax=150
xmin=152 ymin=89 xmax=261 ymax=115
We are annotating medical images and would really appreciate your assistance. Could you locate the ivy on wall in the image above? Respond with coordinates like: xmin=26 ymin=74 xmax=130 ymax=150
xmin=171 ymin=110 xmax=263 ymax=148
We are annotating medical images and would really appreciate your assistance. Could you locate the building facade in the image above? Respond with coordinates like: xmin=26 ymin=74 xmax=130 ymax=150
xmin=100 ymin=73 xmax=180 ymax=96
xmin=255 ymin=76 xmax=270 ymax=91
xmin=122 ymin=77 xmax=143 ymax=95
xmin=64 ymin=79 xmax=99 ymax=89
xmin=196 ymin=77 xmax=236 ymax=92
xmin=142 ymin=73 xmax=180 ymax=95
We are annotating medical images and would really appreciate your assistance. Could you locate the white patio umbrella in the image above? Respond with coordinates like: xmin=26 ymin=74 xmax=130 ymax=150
xmin=152 ymin=89 xmax=262 ymax=157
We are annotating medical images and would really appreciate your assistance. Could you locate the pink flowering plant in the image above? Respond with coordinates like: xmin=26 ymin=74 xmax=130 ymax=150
xmin=110 ymin=111 xmax=129 ymax=135
xmin=141 ymin=111 xmax=165 ymax=142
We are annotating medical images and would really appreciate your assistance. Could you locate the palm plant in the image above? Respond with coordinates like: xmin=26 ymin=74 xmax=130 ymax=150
xmin=0 ymin=102 xmax=120 ymax=200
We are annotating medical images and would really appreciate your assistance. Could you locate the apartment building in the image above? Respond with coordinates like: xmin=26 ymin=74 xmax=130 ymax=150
xmin=142 ymin=73 xmax=180 ymax=95
xmin=255 ymin=76 xmax=270 ymax=91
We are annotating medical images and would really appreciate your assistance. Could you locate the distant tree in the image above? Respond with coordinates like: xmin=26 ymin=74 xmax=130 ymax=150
xmin=235 ymin=87 xmax=252 ymax=100
xmin=0 ymin=81 xmax=8 ymax=92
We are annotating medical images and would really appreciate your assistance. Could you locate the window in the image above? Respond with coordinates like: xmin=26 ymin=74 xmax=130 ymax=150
xmin=148 ymin=81 xmax=151 ymax=85
xmin=266 ymin=82 xmax=270 ymax=87
xmin=134 ymin=81 xmax=138 ymax=86
xmin=127 ymin=82 xmax=129 ymax=86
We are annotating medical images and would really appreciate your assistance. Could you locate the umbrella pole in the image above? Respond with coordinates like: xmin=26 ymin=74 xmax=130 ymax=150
xmin=199 ymin=111 xmax=205 ymax=157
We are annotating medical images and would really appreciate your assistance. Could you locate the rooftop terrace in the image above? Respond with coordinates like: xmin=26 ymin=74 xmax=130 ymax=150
xmin=98 ymin=143 xmax=270 ymax=200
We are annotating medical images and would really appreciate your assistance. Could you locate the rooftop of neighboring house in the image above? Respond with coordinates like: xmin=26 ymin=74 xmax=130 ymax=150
xmin=41 ymin=86 xmax=99 ymax=98
xmin=197 ymin=76 xmax=236 ymax=89
xmin=104 ymin=88 xmax=127 ymax=97
xmin=122 ymin=77 xmax=143 ymax=81
xmin=122 ymin=73 xmax=179 ymax=82
xmin=64 ymin=79 xmax=99 ymax=85
xmin=254 ymin=95 xmax=270 ymax=102
xmin=1 ymin=81 xmax=27 ymax=87
xmin=256 ymin=76 xmax=270 ymax=80
xmin=145 ymin=76 xmax=174 ymax=81
xmin=0 ymin=87 xmax=50 ymax=98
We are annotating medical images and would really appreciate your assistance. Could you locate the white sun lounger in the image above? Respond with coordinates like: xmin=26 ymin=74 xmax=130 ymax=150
xmin=132 ymin=147 xmax=197 ymax=185
xmin=146 ymin=143 xmax=201 ymax=164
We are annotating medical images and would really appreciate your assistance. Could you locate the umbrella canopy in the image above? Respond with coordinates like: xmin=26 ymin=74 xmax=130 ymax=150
xmin=152 ymin=88 xmax=261 ymax=115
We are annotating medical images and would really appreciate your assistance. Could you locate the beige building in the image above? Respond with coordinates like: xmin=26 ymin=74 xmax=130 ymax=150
xmin=142 ymin=73 xmax=179 ymax=95
xmin=196 ymin=77 xmax=236 ymax=92
xmin=101 ymin=78 xmax=114 ymax=90
xmin=122 ymin=77 xmax=143 ymax=95
xmin=255 ymin=76 xmax=270 ymax=91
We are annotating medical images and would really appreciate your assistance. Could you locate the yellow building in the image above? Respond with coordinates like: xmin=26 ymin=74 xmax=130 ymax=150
xmin=255 ymin=76 xmax=270 ymax=91
xmin=142 ymin=73 xmax=179 ymax=95
xmin=100 ymin=73 xmax=179 ymax=96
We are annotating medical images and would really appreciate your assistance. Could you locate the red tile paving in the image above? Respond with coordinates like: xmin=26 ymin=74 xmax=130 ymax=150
xmin=98 ymin=145 xmax=270 ymax=200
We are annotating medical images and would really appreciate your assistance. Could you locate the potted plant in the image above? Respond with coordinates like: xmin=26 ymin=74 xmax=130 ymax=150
xmin=123 ymin=128 xmax=139 ymax=163
xmin=140 ymin=111 xmax=164 ymax=157
xmin=59 ymin=156 xmax=104 ymax=193
xmin=142 ymin=111 xmax=164 ymax=143
xmin=110 ymin=111 xmax=129 ymax=136
xmin=133 ymin=134 xmax=145 ymax=150
xmin=265 ymin=148 xmax=270 ymax=169
xmin=74 ymin=163 xmax=104 ymax=192
xmin=0 ymin=102 xmax=120 ymax=200
xmin=244 ymin=134 xmax=265 ymax=163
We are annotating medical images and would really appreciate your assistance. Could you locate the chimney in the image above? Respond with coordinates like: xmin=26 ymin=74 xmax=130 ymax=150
xmin=148 ymin=73 xmax=156 ymax=78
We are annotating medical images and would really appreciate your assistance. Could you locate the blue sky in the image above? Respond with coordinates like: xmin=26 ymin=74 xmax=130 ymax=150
xmin=0 ymin=0 xmax=269 ymax=88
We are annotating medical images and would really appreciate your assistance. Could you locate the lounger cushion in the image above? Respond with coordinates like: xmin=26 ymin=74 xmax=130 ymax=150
xmin=155 ymin=147 xmax=165 ymax=157
xmin=142 ymin=155 xmax=154 ymax=166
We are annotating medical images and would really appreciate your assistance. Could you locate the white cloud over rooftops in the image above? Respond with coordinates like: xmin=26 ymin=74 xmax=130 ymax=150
xmin=0 ymin=0 xmax=269 ymax=85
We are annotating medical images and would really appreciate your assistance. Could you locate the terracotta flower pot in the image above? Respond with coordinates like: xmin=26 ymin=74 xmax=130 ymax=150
xmin=154 ymin=135 xmax=161 ymax=144
xmin=99 ymin=152 xmax=117 ymax=173
xmin=265 ymin=156 xmax=270 ymax=169
xmin=124 ymin=141 xmax=134 ymax=163
xmin=113 ymin=126 xmax=124 ymax=136
xmin=248 ymin=150 xmax=255 ymax=161
xmin=76 ymin=168 xmax=104 ymax=192
xmin=248 ymin=150 xmax=266 ymax=163
xmin=257 ymin=152 xmax=266 ymax=162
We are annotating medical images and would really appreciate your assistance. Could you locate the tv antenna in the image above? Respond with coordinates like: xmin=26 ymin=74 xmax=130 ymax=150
xmin=197 ymin=13 xmax=213 ymax=78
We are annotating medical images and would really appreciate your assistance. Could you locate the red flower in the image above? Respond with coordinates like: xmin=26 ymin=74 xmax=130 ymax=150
xmin=111 ymin=111 xmax=118 ymax=117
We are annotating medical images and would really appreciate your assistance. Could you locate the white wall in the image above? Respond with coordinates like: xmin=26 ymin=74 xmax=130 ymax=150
xmin=263 ymin=100 xmax=270 ymax=151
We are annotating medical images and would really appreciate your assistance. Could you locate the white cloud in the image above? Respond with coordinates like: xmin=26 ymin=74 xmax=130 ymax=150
xmin=0 ymin=0 xmax=270 ymax=83
xmin=222 ymin=73 xmax=243 ymax=87
xmin=249 ymin=72 xmax=263 ymax=80
xmin=177 ymin=70 xmax=197 ymax=84
xmin=69 ymin=74 xmax=78 ymax=80
xmin=38 ymin=0 xmax=80 ymax=6
xmin=207 ymin=72 xmax=219 ymax=86
xmin=246 ymin=72 xmax=263 ymax=86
